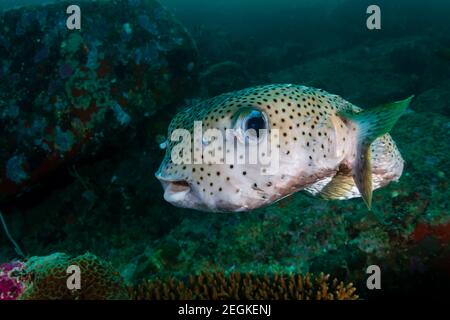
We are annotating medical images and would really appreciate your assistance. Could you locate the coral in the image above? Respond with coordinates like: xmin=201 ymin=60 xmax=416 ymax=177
xmin=130 ymin=271 xmax=358 ymax=300
xmin=0 ymin=261 xmax=26 ymax=300
xmin=19 ymin=252 xmax=129 ymax=300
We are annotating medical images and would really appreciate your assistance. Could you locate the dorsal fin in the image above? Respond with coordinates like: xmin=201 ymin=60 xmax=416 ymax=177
xmin=337 ymin=96 xmax=413 ymax=209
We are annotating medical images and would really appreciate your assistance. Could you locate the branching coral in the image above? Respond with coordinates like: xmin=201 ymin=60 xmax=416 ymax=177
xmin=130 ymin=271 xmax=358 ymax=300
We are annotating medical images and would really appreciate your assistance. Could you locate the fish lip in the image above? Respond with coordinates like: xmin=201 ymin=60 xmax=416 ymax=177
xmin=155 ymin=173 xmax=198 ymax=206
xmin=154 ymin=172 xmax=186 ymax=183
xmin=155 ymin=174 xmax=191 ymax=193
xmin=161 ymin=179 xmax=190 ymax=190
xmin=163 ymin=182 xmax=191 ymax=203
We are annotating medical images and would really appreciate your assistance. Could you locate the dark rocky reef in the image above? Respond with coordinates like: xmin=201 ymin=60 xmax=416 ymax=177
xmin=0 ymin=0 xmax=198 ymax=200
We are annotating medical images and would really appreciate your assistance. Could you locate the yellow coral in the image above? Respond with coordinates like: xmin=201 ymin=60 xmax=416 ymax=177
xmin=130 ymin=271 xmax=358 ymax=300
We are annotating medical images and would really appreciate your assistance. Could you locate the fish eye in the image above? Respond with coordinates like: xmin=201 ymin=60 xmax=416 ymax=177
xmin=234 ymin=107 xmax=269 ymax=142
xmin=244 ymin=111 xmax=267 ymax=137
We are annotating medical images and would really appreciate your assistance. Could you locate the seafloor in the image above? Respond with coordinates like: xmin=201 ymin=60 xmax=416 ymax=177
xmin=1 ymin=0 xmax=449 ymax=299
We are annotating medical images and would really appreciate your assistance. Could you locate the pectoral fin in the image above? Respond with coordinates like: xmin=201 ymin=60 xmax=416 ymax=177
xmin=318 ymin=171 xmax=357 ymax=200
xmin=338 ymin=96 xmax=413 ymax=209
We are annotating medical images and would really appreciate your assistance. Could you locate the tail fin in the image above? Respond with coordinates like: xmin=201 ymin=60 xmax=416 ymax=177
xmin=338 ymin=96 xmax=413 ymax=209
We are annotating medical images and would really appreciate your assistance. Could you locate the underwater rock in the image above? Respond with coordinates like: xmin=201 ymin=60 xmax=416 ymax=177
xmin=412 ymin=82 xmax=450 ymax=116
xmin=267 ymin=36 xmax=442 ymax=106
xmin=0 ymin=0 xmax=198 ymax=200
xmin=199 ymin=61 xmax=251 ymax=97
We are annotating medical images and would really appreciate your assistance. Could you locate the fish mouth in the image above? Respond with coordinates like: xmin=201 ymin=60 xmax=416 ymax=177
xmin=155 ymin=171 xmax=205 ymax=209
xmin=164 ymin=180 xmax=191 ymax=201
xmin=157 ymin=177 xmax=191 ymax=202
xmin=165 ymin=180 xmax=191 ymax=192
xmin=155 ymin=174 xmax=272 ymax=213
xmin=156 ymin=174 xmax=221 ymax=211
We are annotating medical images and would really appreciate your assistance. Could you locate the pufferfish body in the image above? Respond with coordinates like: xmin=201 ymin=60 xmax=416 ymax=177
xmin=156 ymin=84 xmax=412 ymax=212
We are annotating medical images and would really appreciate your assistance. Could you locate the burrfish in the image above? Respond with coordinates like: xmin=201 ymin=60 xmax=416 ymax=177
xmin=156 ymin=84 xmax=412 ymax=212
